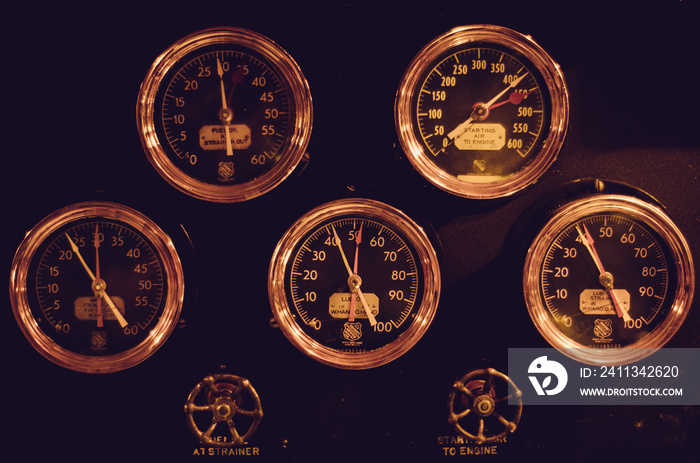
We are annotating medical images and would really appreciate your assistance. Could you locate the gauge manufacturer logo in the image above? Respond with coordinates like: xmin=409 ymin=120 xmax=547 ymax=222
xmin=472 ymin=159 xmax=486 ymax=173
xmin=527 ymin=356 xmax=568 ymax=396
xmin=90 ymin=331 xmax=108 ymax=350
xmin=593 ymin=319 xmax=613 ymax=339
xmin=218 ymin=162 xmax=235 ymax=179
xmin=342 ymin=321 xmax=363 ymax=342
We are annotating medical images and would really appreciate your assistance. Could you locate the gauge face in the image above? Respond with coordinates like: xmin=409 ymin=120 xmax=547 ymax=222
xmin=290 ymin=218 xmax=421 ymax=352
xmin=395 ymin=25 xmax=568 ymax=199
xmin=10 ymin=202 xmax=185 ymax=373
xmin=137 ymin=27 xmax=312 ymax=202
xmin=268 ymin=199 xmax=441 ymax=369
xmin=417 ymin=46 xmax=548 ymax=176
xmin=523 ymin=195 xmax=694 ymax=365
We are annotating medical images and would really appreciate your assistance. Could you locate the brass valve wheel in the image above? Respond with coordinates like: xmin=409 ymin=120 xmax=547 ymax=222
xmin=184 ymin=374 xmax=263 ymax=447
xmin=447 ymin=368 xmax=522 ymax=444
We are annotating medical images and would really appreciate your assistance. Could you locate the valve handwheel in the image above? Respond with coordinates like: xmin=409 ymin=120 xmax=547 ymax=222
xmin=447 ymin=368 xmax=522 ymax=444
xmin=184 ymin=374 xmax=263 ymax=447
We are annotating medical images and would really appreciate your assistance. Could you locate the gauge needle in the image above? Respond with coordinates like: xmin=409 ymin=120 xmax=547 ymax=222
xmin=488 ymin=90 xmax=531 ymax=110
xmin=94 ymin=224 xmax=104 ymax=328
xmin=66 ymin=233 xmax=128 ymax=328
xmin=331 ymin=225 xmax=377 ymax=326
xmin=217 ymin=58 xmax=234 ymax=157
xmin=447 ymin=73 xmax=527 ymax=140
xmin=348 ymin=223 xmax=364 ymax=322
xmin=576 ymin=225 xmax=632 ymax=322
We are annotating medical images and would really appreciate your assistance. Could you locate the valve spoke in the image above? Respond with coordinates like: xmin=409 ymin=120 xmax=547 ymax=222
xmin=454 ymin=408 xmax=472 ymax=421
xmin=236 ymin=407 xmax=262 ymax=418
xmin=456 ymin=384 xmax=475 ymax=401
xmin=482 ymin=371 xmax=495 ymax=395
xmin=189 ymin=403 xmax=214 ymax=413
xmin=203 ymin=421 xmax=218 ymax=440
xmin=476 ymin=418 xmax=486 ymax=440
xmin=227 ymin=420 xmax=242 ymax=443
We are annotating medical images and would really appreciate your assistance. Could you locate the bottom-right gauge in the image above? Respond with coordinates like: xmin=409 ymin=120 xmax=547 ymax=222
xmin=523 ymin=190 xmax=695 ymax=365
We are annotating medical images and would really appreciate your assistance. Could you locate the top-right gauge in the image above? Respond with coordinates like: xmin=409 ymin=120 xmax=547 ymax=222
xmin=395 ymin=25 xmax=569 ymax=199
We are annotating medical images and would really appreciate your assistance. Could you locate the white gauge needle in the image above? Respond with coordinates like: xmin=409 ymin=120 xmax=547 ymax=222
xmin=331 ymin=225 xmax=377 ymax=326
xmin=576 ymin=225 xmax=632 ymax=322
xmin=447 ymin=73 xmax=527 ymax=140
xmin=66 ymin=233 xmax=128 ymax=328
xmin=217 ymin=58 xmax=234 ymax=157
xmin=94 ymin=224 xmax=104 ymax=328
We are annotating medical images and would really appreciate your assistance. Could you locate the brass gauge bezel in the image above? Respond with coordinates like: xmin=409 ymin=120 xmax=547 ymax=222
xmin=9 ymin=202 xmax=185 ymax=373
xmin=268 ymin=198 xmax=441 ymax=369
xmin=523 ymin=194 xmax=694 ymax=365
xmin=137 ymin=27 xmax=313 ymax=203
xmin=395 ymin=24 xmax=568 ymax=199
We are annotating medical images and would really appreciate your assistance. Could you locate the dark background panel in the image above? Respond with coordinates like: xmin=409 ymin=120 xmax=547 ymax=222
xmin=3 ymin=1 xmax=698 ymax=461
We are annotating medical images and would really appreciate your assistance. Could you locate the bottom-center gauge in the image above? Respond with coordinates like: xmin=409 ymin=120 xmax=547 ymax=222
xmin=268 ymin=198 xmax=441 ymax=369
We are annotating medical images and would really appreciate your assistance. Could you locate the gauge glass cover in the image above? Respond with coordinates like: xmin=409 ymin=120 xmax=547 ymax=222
xmin=523 ymin=195 xmax=694 ymax=365
xmin=268 ymin=199 xmax=441 ymax=369
xmin=395 ymin=25 xmax=568 ymax=199
xmin=137 ymin=27 xmax=313 ymax=202
xmin=9 ymin=202 xmax=185 ymax=373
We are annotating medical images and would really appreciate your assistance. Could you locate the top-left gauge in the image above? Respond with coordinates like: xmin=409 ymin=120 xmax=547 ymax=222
xmin=137 ymin=27 xmax=313 ymax=202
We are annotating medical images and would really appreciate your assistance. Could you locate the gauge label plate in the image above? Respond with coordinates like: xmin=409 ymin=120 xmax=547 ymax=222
xmin=199 ymin=125 xmax=252 ymax=150
xmin=579 ymin=289 xmax=629 ymax=315
xmin=454 ymin=124 xmax=505 ymax=151
xmin=74 ymin=296 xmax=126 ymax=321
xmin=329 ymin=292 xmax=379 ymax=319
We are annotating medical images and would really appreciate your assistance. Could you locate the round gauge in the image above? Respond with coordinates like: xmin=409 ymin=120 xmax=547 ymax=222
xmin=268 ymin=199 xmax=441 ymax=369
xmin=395 ymin=25 xmax=568 ymax=199
xmin=9 ymin=202 xmax=185 ymax=373
xmin=523 ymin=194 xmax=694 ymax=365
xmin=137 ymin=27 xmax=313 ymax=202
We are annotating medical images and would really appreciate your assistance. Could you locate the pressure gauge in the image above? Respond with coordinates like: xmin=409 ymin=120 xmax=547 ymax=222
xmin=395 ymin=25 xmax=568 ymax=199
xmin=137 ymin=27 xmax=313 ymax=202
xmin=268 ymin=199 xmax=441 ymax=369
xmin=9 ymin=202 xmax=185 ymax=373
xmin=523 ymin=194 xmax=694 ymax=365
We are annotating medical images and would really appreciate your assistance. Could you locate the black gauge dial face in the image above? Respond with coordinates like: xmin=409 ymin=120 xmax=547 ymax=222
xmin=155 ymin=47 xmax=289 ymax=186
xmin=28 ymin=219 xmax=167 ymax=356
xmin=540 ymin=214 xmax=674 ymax=348
xmin=269 ymin=199 xmax=441 ymax=369
xmin=416 ymin=45 xmax=550 ymax=180
xmin=10 ymin=202 xmax=185 ymax=373
xmin=287 ymin=217 xmax=422 ymax=352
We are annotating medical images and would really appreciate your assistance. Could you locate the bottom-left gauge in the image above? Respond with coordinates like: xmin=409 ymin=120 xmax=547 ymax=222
xmin=9 ymin=201 xmax=185 ymax=373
